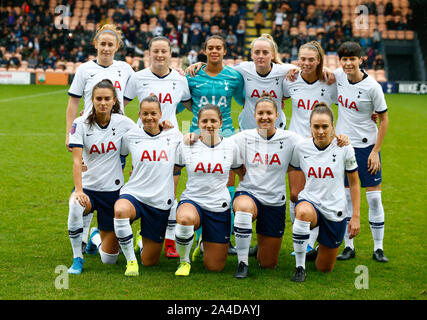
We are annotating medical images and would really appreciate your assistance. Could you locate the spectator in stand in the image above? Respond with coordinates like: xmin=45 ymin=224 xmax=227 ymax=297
xmin=236 ymin=20 xmax=246 ymax=48
xmin=191 ymin=28 xmax=203 ymax=51
xmin=373 ymin=54 xmax=385 ymax=70
xmin=326 ymin=38 xmax=337 ymax=54
xmin=377 ymin=0 xmax=385 ymax=16
xmin=44 ymin=50 xmax=56 ymax=69
xmin=226 ymin=29 xmax=238 ymax=51
xmin=255 ymin=11 xmax=265 ymax=37
xmin=385 ymin=1 xmax=394 ymax=16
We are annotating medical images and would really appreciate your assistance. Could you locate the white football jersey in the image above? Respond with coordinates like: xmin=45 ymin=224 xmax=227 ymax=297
xmin=177 ymin=138 xmax=242 ymax=212
xmin=232 ymin=128 xmax=303 ymax=206
xmin=283 ymin=71 xmax=338 ymax=138
xmin=68 ymin=60 xmax=134 ymax=115
xmin=124 ymin=68 xmax=191 ymax=128
xmin=291 ymin=138 xmax=358 ymax=222
xmin=68 ymin=113 xmax=136 ymax=191
xmin=234 ymin=62 xmax=296 ymax=130
xmin=334 ymin=68 xmax=388 ymax=148
xmin=120 ymin=127 xmax=183 ymax=210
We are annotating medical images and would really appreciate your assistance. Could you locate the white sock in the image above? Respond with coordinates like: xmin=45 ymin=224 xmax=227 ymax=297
xmin=343 ymin=188 xmax=354 ymax=249
xmin=308 ymin=226 xmax=319 ymax=249
xmin=68 ymin=198 xmax=85 ymax=259
xmin=82 ymin=212 xmax=93 ymax=244
xmin=137 ymin=231 xmax=143 ymax=254
xmin=91 ymin=230 xmax=101 ymax=249
xmin=234 ymin=211 xmax=253 ymax=265
xmin=292 ymin=219 xmax=311 ymax=269
xmin=114 ymin=218 xmax=136 ymax=262
xmin=289 ymin=200 xmax=296 ymax=224
xmin=99 ymin=246 xmax=119 ymax=264
xmin=175 ymin=224 xmax=194 ymax=263
xmin=366 ymin=191 xmax=385 ymax=251
xmin=165 ymin=199 xmax=178 ymax=241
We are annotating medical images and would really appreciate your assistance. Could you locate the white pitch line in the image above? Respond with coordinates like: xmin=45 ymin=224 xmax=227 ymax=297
xmin=0 ymin=89 xmax=67 ymax=103
xmin=0 ymin=133 xmax=57 ymax=136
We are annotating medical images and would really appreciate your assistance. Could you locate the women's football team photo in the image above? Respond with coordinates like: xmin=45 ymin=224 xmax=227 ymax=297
xmin=65 ymin=23 xmax=389 ymax=282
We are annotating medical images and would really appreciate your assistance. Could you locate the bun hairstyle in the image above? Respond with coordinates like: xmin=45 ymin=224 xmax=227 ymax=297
xmin=255 ymin=92 xmax=279 ymax=111
xmin=140 ymin=94 xmax=162 ymax=112
xmin=87 ymin=79 xmax=122 ymax=127
xmin=251 ymin=33 xmax=283 ymax=64
xmin=198 ymin=103 xmax=223 ymax=121
xmin=310 ymin=102 xmax=336 ymax=136
xmin=93 ymin=24 xmax=123 ymax=48
xmin=299 ymin=41 xmax=325 ymax=81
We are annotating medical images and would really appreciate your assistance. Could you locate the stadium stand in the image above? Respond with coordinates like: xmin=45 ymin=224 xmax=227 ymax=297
xmin=0 ymin=0 xmax=424 ymax=82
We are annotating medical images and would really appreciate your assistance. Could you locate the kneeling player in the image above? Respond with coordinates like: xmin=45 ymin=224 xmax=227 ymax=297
xmin=290 ymin=103 xmax=360 ymax=282
xmin=67 ymin=80 xmax=136 ymax=274
xmin=113 ymin=96 xmax=182 ymax=276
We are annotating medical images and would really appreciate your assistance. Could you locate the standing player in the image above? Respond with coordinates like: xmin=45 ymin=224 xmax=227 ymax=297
xmin=67 ymin=79 xmax=136 ymax=274
xmin=183 ymin=35 xmax=245 ymax=256
xmin=113 ymin=96 xmax=183 ymax=276
xmin=283 ymin=41 xmax=338 ymax=258
xmin=186 ymin=34 xmax=297 ymax=131
xmin=174 ymin=105 xmax=243 ymax=276
xmin=123 ymin=36 xmax=192 ymax=258
xmin=65 ymin=24 xmax=134 ymax=250
xmin=334 ymin=42 xmax=389 ymax=263
xmin=231 ymin=94 xmax=303 ymax=278
xmin=290 ymin=103 xmax=360 ymax=282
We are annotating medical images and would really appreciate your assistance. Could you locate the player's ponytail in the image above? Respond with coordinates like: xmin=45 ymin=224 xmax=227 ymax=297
xmin=299 ymin=41 xmax=325 ymax=81
xmin=140 ymin=94 xmax=161 ymax=112
xmin=250 ymin=34 xmax=283 ymax=64
xmin=255 ymin=92 xmax=279 ymax=111
xmin=87 ymin=79 xmax=122 ymax=127
xmin=310 ymin=102 xmax=336 ymax=136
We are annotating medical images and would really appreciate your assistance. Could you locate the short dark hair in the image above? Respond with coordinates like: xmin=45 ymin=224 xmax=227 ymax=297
xmin=337 ymin=41 xmax=362 ymax=58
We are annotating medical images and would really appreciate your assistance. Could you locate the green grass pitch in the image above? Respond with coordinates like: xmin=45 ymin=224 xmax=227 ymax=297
xmin=0 ymin=84 xmax=426 ymax=300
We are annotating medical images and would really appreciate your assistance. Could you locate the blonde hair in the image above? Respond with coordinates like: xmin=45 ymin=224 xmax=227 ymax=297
xmin=250 ymin=34 xmax=283 ymax=64
xmin=299 ymin=41 xmax=325 ymax=81
xmin=93 ymin=24 xmax=123 ymax=48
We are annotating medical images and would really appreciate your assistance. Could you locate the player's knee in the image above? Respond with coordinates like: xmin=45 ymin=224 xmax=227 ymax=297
xmin=233 ymin=198 xmax=256 ymax=216
xmin=99 ymin=247 xmax=119 ymax=264
xmin=204 ymin=262 xmax=225 ymax=272
xmin=316 ymin=261 xmax=334 ymax=273
xmin=114 ymin=202 xmax=131 ymax=219
xmin=258 ymin=260 xmax=277 ymax=269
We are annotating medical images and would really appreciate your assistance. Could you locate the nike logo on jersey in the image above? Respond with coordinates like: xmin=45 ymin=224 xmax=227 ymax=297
xmin=143 ymin=83 xmax=149 ymax=86
xmin=374 ymin=178 xmax=381 ymax=181
xmin=90 ymin=74 xmax=95 ymax=77
xmin=86 ymin=133 xmax=93 ymax=136
xmin=303 ymin=155 xmax=310 ymax=159
xmin=196 ymin=83 xmax=206 ymax=88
